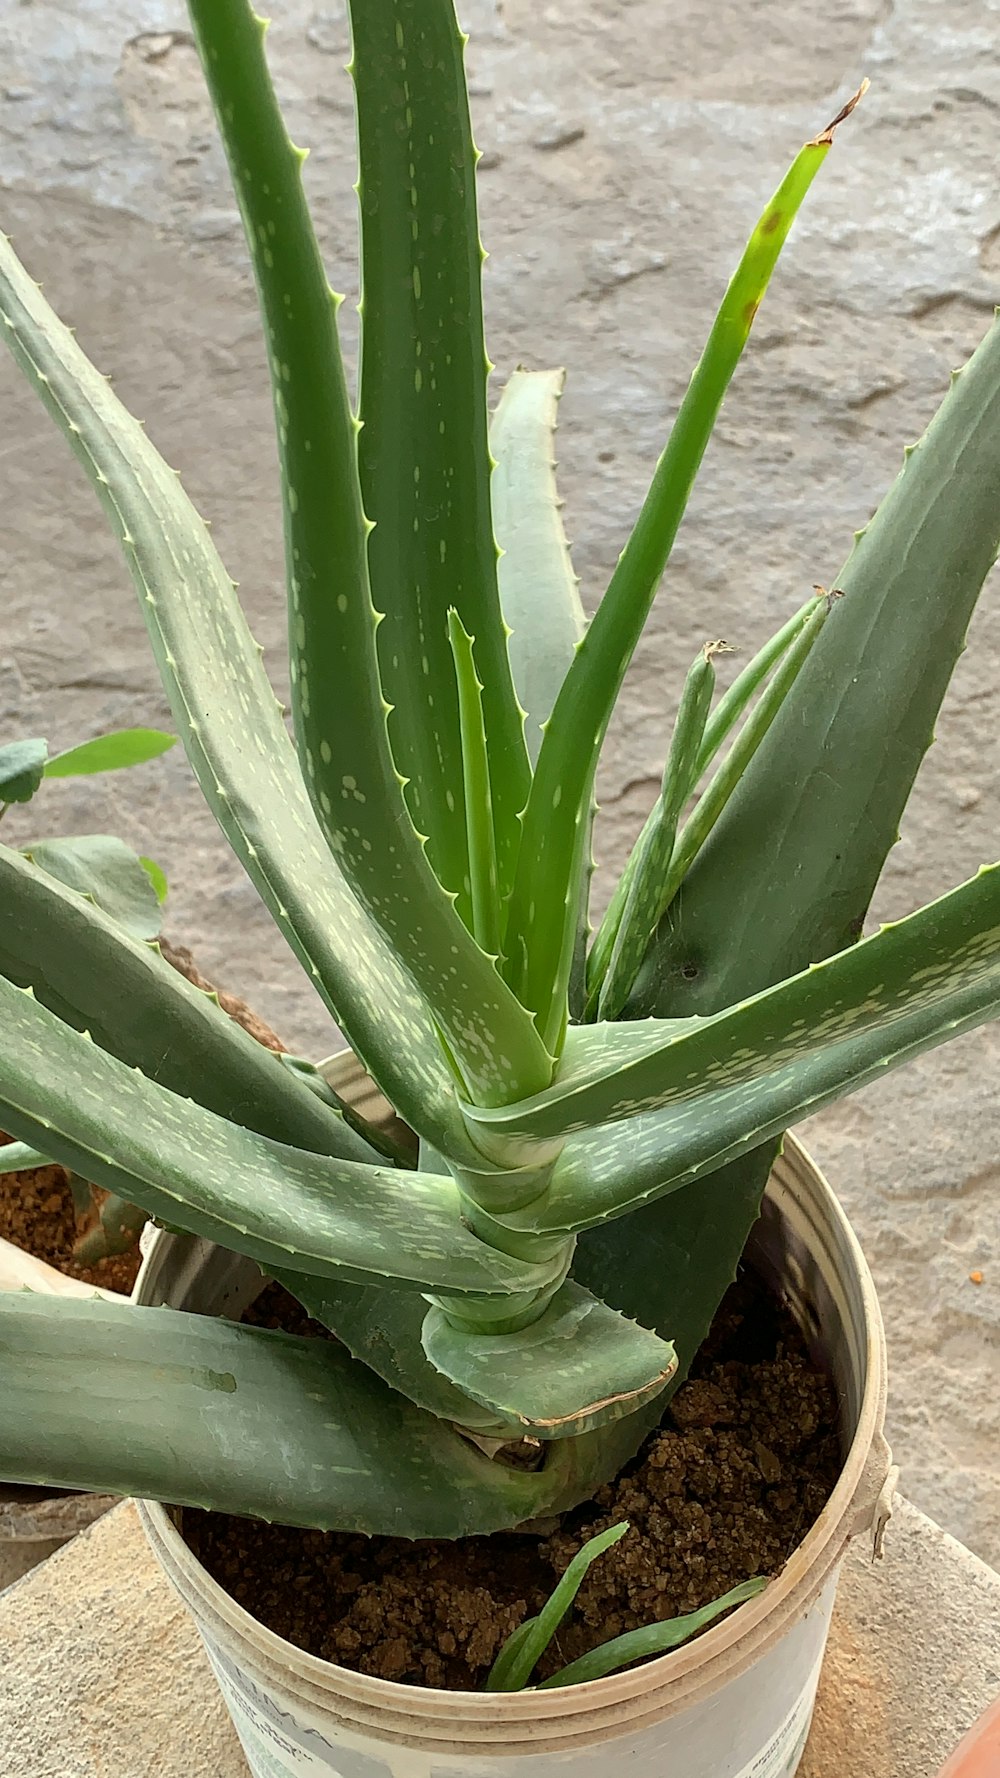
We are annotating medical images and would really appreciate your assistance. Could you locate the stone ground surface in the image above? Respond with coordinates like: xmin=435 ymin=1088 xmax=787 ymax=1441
xmin=1 ymin=3 xmax=998 ymax=1559
xmin=1 ymin=1497 xmax=998 ymax=1778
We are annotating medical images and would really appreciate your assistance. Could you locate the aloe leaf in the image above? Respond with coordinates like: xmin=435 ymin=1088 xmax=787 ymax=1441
xmin=539 ymin=1576 xmax=768 ymax=1688
xmin=185 ymin=0 xmax=549 ymax=1110
xmin=632 ymin=309 xmax=1000 ymax=1023
xmin=592 ymin=645 xmax=718 ymax=1019
xmin=645 ymin=591 xmax=832 ymax=935
xmin=0 ymin=737 xmax=47 ymax=805
xmin=0 ymin=843 xmax=378 ymax=1164
xmin=0 ymin=1291 xmax=576 ymax=1536
xmin=502 ymin=94 xmax=861 ymax=1051
xmin=0 ymin=1141 xmax=50 ymax=1174
xmin=486 ymin=1522 xmax=630 ymax=1691
xmin=0 ymin=975 xmax=559 ymax=1298
xmin=351 ymin=0 xmax=531 ymax=915
xmin=572 ymin=1145 xmax=777 ymax=1379
xmin=470 ymin=861 xmax=1000 ymax=1230
xmin=447 ymin=612 xmax=501 ymax=955
xmin=694 ymin=594 xmax=817 ymax=780
xmin=491 ymin=367 xmax=586 ymax=766
xmin=44 ymin=728 xmax=176 ymax=777
xmin=0 ymin=217 xmax=474 ymax=1159
xmin=421 ymin=1279 xmax=676 ymax=1438
xmin=139 ymin=854 xmax=169 ymax=903
xmin=272 ymin=1268 xmax=511 ymax=1433
xmin=72 ymin=1193 xmax=148 ymax=1266
xmin=19 ymin=835 xmax=164 ymax=941
xmin=587 ymin=593 xmax=827 ymax=1015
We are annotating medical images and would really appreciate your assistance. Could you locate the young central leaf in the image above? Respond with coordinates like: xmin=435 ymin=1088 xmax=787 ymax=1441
xmin=352 ymin=0 xmax=530 ymax=923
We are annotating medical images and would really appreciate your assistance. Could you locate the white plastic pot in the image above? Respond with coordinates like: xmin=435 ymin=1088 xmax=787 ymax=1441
xmin=136 ymin=1131 xmax=892 ymax=1778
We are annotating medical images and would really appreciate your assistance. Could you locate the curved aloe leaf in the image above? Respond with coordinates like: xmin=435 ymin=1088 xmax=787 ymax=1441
xmin=0 ymin=222 xmax=476 ymax=1159
xmin=421 ymin=1279 xmax=676 ymax=1438
xmin=351 ymin=0 xmax=531 ymax=917
xmin=502 ymin=95 xmax=861 ymax=1050
xmin=185 ymin=0 xmax=550 ymax=1110
xmin=272 ymin=1268 xmax=511 ymax=1433
xmin=491 ymin=367 xmax=585 ymax=766
xmin=0 ymin=1292 xmax=562 ymax=1535
xmin=0 ymin=974 xmax=559 ymax=1297
xmin=19 ymin=835 xmax=163 ymax=941
xmin=473 ymin=862 xmax=1000 ymax=1231
xmin=44 ymin=728 xmax=176 ymax=777
xmin=0 ymin=1292 xmax=677 ymax=1533
xmin=0 ymin=843 xmax=378 ymax=1164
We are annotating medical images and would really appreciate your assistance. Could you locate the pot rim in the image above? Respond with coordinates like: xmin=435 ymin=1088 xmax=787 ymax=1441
xmin=139 ymin=1133 xmax=889 ymax=1727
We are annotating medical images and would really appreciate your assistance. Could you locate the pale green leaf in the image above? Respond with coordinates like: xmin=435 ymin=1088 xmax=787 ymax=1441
xmin=421 ymin=1279 xmax=676 ymax=1438
xmin=44 ymin=728 xmax=176 ymax=778
xmin=20 ymin=835 xmax=163 ymax=940
xmin=0 ymin=972 xmax=559 ymax=1297
xmin=352 ymin=0 xmax=531 ymax=915
xmin=491 ymin=367 xmax=585 ymax=766
xmin=503 ymin=97 xmax=860 ymax=1051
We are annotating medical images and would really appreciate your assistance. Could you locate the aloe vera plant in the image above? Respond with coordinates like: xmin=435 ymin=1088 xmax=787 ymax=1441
xmin=2 ymin=0 xmax=1000 ymax=1576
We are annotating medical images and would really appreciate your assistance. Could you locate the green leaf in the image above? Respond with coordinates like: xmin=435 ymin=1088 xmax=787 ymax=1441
xmin=43 ymin=728 xmax=176 ymax=778
xmin=0 ymin=1291 xmax=576 ymax=1535
xmin=491 ymin=367 xmax=585 ymax=767
xmin=572 ymin=1144 xmax=778 ymax=1370
xmin=640 ymin=592 xmax=832 ymax=938
xmin=0 ymin=973 xmax=559 ymax=1298
xmin=473 ymin=861 xmax=1000 ymax=1231
xmin=587 ymin=596 xmax=821 ymax=1020
xmin=592 ymin=644 xmax=717 ymax=1020
xmin=0 ymin=737 xmax=47 ymax=804
xmin=539 ymin=1576 xmax=768 ymax=1688
xmin=272 ymin=1268 xmax=511 ymax=1433
xmin=486 ymin=1522 xmax=629 ymax=1691
xmin=0 ymin=201 xmax=475 ymax=1161
xmin=185 ymin=0 xmax=550 ymax=1111
xmin=0 ymin=1141 xmax=51 ymax=1174
xmin=447 ymin=611 xmax=501 ymax=954
xmin=421 ymin=1279 xmax=676 ymax=1438
xmin=72 ymin=1193 xmax=148 ymax=1266
xmin=139 ymin=854 xmax=169 ymax=904
xmin=693 ymin=594 xmax=817 ymax=780
xmin=352 ymin=0 xmax=531 ymax=917
xmin=20 ymin=835 xmax=164 ymax=941
xmin=631 ymin=307 xmax=1000 ymax=1023
xmin=502 ymin=96 xmax=859 ymax=1052
xmin=0 ymin=841 xmax=377 ymax=1164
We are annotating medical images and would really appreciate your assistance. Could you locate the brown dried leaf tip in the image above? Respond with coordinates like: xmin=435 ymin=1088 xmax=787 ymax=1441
xmin=812 ymin=77 xmax=870 ymax=149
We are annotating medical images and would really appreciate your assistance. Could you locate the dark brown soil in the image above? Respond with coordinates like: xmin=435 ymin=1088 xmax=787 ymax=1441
xmin=184 ymin=1271 xmax=841 ymax=1691
xmin=0 ymin=1137 xmax=142 ymax=1295
xmin=0 ymin=946 xmax=285 ymax=1295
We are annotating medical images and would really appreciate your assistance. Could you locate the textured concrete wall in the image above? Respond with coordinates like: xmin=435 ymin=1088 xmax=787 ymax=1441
xmin=2 ymin=2 xmax=998 ymax=1564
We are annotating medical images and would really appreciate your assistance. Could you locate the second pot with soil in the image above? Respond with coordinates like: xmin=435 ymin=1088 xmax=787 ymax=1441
xmin=135 ymin=1129 xmax=892 ymax=1778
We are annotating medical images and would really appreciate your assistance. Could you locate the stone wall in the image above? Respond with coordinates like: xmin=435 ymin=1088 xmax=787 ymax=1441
xmin=2 ymin=0 xmax=997 ymax=1564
